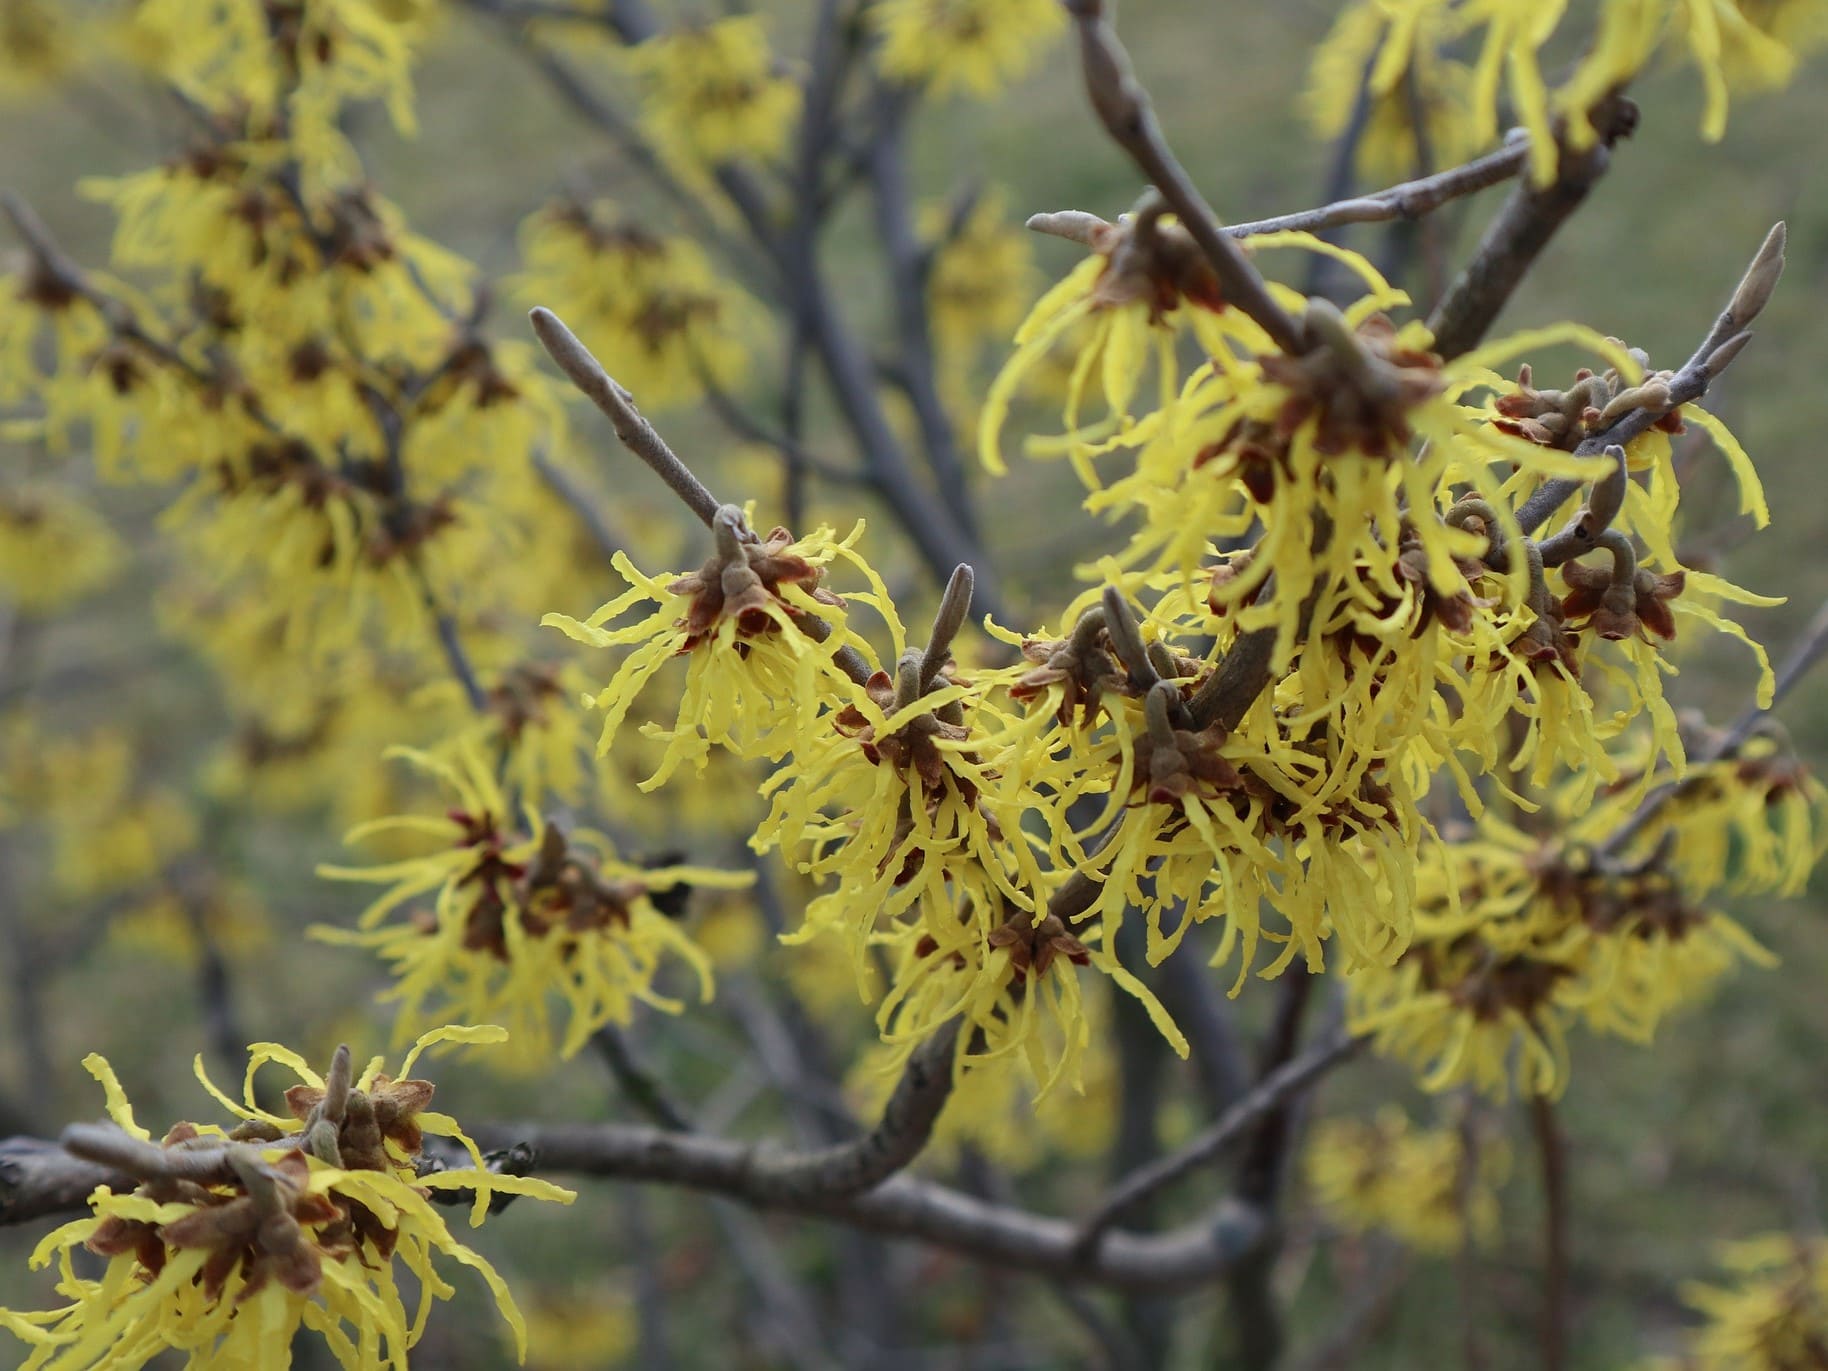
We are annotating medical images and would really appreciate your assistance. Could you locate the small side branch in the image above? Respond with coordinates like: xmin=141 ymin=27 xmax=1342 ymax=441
xmin=1514 ymin=221 xmax=1786 ymax=537
xmin=530 ymin=307 xmax=723 ymax=529
xmin=1071 ymin=1027 xmax=1361 ymax=1257
xmin=1227 ymin=134 xmax=1532 ymax=240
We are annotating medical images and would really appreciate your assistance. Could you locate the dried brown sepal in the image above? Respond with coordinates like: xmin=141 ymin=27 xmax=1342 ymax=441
xmin=1082 ymin=197 xmax=1226 ymax=321
xmin=669 ymin=518 xmax=843 ymax=650
xmin=835 ymin=668 xmax=976 ymax=803
xmin=1559 ymin=562 xmax=1684 ymax=642
xmin=156 ymin=1150 xmax=344 ymax=1302
xmin=987 ymin=913 xmax=1091 ymax=979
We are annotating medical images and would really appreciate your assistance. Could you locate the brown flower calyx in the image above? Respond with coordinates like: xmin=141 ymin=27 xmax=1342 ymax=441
xmin=149 ymin=1149 xmax=345 ymax=1300
xmin=549 ymin=197 xmax=667 ymax=259
xmin=1335 ymin=521 xmax=1488 ymax=642
xmin=1732 ymin=748 xmax=1812 ymax=805
xmin=518 ymin=819 xmax=661 ymax=939
xmin=1446 ymin=948 xmax=1571 ymax=1024
xmin=836 ymin=652 xmax=977 ymax=804
xmin=1133 ymin=681 xmax=1243 ymax=807
xmin=1028 ymin=193 xmax=1224 ymax=320
xmin=274 ymin=1045 xmax=437 ymax=1174
xmin=1257 ymin=305 xmax=1445 ymax=460
xmin=1011 ymin=606 xmax=1157 ymax=726
xmin=1559 ymin=556 xmax=1684 ymax=643
xmin=423 ymin=335 xmax=522 ymax=411
xmin=987 ymin=911 xmax=1090 ymax=979
xmin=669 ymin=506 xmax=842 ymax=651
xmin=1529 ymin=842 xmax=1703 ymax=942
xmin=407 ymin=806 xmax=527 ymax=960
xmin=73 ymin=1127 xmax=351 ymax=1302
xmin=1492 ymin=359 xmax=1684 ymax=451
xmin=363 ymin=495 xmax=458 ymax=568
xmin=1512 ymin=541 xmax=1580 ymax=675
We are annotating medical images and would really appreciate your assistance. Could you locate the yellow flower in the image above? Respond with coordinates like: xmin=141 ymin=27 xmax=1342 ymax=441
xmin=1306 ymin=1107 xmax=1510 ymax=1255
xmin=314 ymin=741 xmax=749 ymax=1064
xmin=546 ymin=513 xmax=898 ymax=789
xmin=0 ymin=483 xmax=123 ymax=611
xmin=1346 ymin=741 xmax=1813 ymax=1099
xmin=125 ymin=0 xmax=428 ymax=191
xmin=513 ymin=198 xmax=757 ymax=412
xmin=873 ymin=0 xmax=1065 ymax=97
xmin=1304 ymin=0 xmax=1481 ymax=180
xmin=0 ymin=1027 xmax=573 ymax=1370
xmin=627 ymin=16 xmax=801 ymax=168
xmin=1667 ymin=1234 xmax=1828 ymax=1370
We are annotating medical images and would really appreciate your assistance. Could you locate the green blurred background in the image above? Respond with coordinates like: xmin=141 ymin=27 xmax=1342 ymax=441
xmin=2 ymin=2 xmax=1826 ymax=1366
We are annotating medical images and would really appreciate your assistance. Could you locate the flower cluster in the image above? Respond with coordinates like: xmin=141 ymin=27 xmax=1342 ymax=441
xmin=1308 ymin=0 xmax=1827 ymax=185
xmin=315 ymin=742 xmax=751 ymax=1065
xmin=1305 ymin=1108 xmax=1510 ymax=1256
xmin=0 ymin=1028 xmax=573 ymax=1369
xmin=1646 ymin=1235 xmax=1828 ymax=1370
xmin=1348 ymin=739 xmax=1818 ymax=1098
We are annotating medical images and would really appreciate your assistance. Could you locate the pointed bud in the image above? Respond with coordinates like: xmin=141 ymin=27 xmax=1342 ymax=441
xmin=1728 ymin=222 xmax=1786 ymax=327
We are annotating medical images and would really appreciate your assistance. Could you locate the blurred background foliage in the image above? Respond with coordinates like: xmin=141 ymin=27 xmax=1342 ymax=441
xmin=0 ymin=1 xmax=1825 ymax=1367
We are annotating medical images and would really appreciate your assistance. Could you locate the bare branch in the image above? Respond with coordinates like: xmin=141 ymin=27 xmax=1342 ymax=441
xmin=465 ymin=1117 xmax=1268 ymax=1289
xmin=1227 ymin=133 xmax=1532 ymax=240
xmin=413 ymin=558 xmax=488 ymax=713
xmin=1426 ymin=97 xmax=1637 ymax=360
xmin=592 ymin=1025 xmax=694 ymax=1133
xmin=1529 ymin=1094 xmax=1571 ymax=1371
xmin=533 ymin=449 xmax=626 ymax=563
xmin=0 ymin=1139 xmax=126 ymax=1225
xmin=865 ymin=88 xmax=981 ymax=542
xmin=1071 ymin=1026 xmax=1361 ymax=1257
xmin=529 ymin=307 xmax=723 ymax=529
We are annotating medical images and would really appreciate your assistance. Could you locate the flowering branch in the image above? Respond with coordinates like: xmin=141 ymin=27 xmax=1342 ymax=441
xmin=1060 ymin=0 xmax=1306 ymax=356
xmin=1515 ymin=221 xmax=1787 ymax=537
xmin=468 ymin=1118 xmax=1267 ymax=1289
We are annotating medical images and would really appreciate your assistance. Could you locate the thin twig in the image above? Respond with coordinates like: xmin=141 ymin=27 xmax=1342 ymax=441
xmin=591 ymin=1024 xmax=693 ymax=1133
xmin=1514 ymin=221 xmax=1785 ymax=537
xmin=532 ymin=449 xmax=626 ymax=563
xmin=1282 ymin=1237 xmax=1412 ymax=1371
xmin=1071 ymin=1027 xmax=1361 ymax=1257
xmin=415 ymin=560 xmax=488 ymax=712
xmin=529 ymin=307 xmax=723 ymax=529
xmin=864 ymin=83 xmax=981 ymax=542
